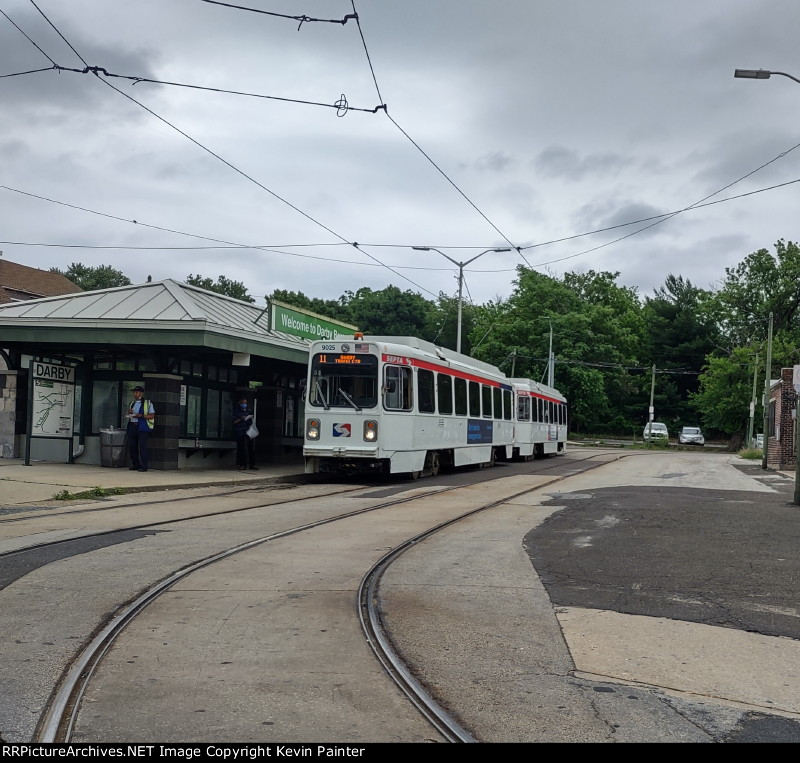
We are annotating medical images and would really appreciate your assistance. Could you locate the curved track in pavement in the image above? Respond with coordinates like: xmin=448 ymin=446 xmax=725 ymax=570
xmin=28 ymin=452 xmax=617 ymax=743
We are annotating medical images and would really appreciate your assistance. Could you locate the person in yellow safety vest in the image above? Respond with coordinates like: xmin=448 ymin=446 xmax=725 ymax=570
xmin=127 ymin=385 xmax=155 ymax=472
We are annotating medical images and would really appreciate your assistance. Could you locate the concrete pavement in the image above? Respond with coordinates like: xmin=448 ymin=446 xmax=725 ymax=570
xmin=0 ymin=456 xmax=310 ymax=508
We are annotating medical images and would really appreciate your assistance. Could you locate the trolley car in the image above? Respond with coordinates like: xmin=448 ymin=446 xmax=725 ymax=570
xmin=303 ymin=334 xmax=567 ymax=478
xmin=509 ymin=377 xmax=568 ymax=460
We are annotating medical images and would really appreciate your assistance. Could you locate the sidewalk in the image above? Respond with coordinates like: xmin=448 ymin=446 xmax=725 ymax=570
xmin=0 ymin=457 xmax=310 ymax=508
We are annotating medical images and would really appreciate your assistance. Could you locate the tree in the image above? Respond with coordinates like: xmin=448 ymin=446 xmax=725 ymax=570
xmin=50 ymin=263 xmax=131 ymax=291
xmin=185 ymin=274 xmax=255 ymax=303
xmin=641 ymin=274 xmax=718 ymax=427
xmin=711 ymin=239 xmax=800 ymax=348
xmin=344 ymin=285 xmax=436 ymax=337
xmin=267 ymin=289 xmax=351 ymax=323
xmin=691 ymin=348 xmax=758 ymax=438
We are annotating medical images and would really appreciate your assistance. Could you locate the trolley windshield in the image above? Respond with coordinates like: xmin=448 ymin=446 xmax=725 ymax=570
xmin=308 ymin=352 xmax=379 ymax=410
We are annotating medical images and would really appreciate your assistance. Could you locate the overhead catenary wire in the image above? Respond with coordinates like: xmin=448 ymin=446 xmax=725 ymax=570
xmin=200 ymin=0 xmax=358 ymax=30
xmin=2 ymin=177 xmax=796 ymax=267
xmin=14 ymin=1 xmax=438 ymax=299
xmin=4 ymin=4 xmax=798 ymax=299
xmin=43 ymin=64 xmax=385 ymax=116
xmin=0 ymin=8 xmax=56 ymax=64
xmin=347 ymin=0 xmax=531 ymax=269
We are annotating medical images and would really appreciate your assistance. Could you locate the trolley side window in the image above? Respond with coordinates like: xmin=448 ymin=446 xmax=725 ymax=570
xmin=455 ymin=378 xmax=467 ymax=416
xmin=437 ymin=373 xmax=453 ymax=415
xmin=468 ymin=381 xmax=481 ymax=417
xmin=418 ymin=369 xmax=435 ymax=413
xmin=517 ymin=394 xmax=530 ymax=421
xmin=492 ymin=387 xmax=502 ymax=420
xmin=384 ymin=365 xmax=412 ymax=411
xmin=482 ymin=385 xmax=493 ymax=419
xmin=503 ymin=389 xmax=512 ymax=420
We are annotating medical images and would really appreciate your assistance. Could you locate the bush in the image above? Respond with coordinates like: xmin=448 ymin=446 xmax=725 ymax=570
xmin=738 ymin=447 xmax=762 ymax=460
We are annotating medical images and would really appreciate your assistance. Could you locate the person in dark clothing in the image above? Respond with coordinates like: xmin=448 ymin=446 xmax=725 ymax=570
xmin=233 ymin=397 xmax=258 ymax=470
xmin=127 ymin=386 xmax=155 ymax=472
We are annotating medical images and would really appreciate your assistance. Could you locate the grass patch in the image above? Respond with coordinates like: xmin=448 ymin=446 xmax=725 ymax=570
xmin=53 ymin=486 xmax=128 ymax=501
xmin=738 ymin=448 xmax=763 ymax=460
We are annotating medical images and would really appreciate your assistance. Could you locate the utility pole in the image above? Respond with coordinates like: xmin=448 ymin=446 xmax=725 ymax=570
xmin=510 ymin=350 xmax=516 ymax=376
xmin=748 ymin=352 xmax=759 ymax=447
xmin=547 ymin=323 xmax=554 ymax=388
xmin=649 ymin=364 xmax=656 ymax=423
xmin=761 ymin=313 xmax=773 ymax=470
xmin=794 ymin=363 xmax=800 ymax=505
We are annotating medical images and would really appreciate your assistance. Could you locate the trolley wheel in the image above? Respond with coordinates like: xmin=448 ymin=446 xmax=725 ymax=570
xmin=425 ymin=451 xmax=441 ymax=477
xmin=409 ymin=470 xmax=422 ymax=480
xmin=534 ymin=444 xmax=544 ymax=460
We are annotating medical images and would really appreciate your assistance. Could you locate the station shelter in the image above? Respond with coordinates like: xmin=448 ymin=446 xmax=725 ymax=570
xmin=0 ymin=279 xmax=356 ymax=470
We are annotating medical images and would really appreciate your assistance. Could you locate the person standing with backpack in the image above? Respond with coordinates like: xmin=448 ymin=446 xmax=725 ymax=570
xmin=233 ymin=397 xmax=258 ymax=471
xmin=127 ymin=385 xmax=155 ymax=471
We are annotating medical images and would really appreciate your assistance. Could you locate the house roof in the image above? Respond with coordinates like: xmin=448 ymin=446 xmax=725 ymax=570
xmin=0 ymin=278 xmax=311 ymax=362
xmin=0 ymin=259 xmax=83 ymax=304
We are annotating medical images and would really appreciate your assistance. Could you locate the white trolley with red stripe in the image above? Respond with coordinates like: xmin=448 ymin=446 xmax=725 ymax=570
xmin=303 ymin=335 xmax=566 ymax=477
xmin=509 ymin=377 xmax=568 ymax=460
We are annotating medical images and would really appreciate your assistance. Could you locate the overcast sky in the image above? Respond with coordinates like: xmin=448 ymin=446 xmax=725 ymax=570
xmin=1 ymin=0 xmax=798 ymax=311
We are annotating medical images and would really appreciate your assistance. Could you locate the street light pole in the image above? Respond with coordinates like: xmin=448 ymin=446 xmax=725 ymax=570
xmin=734 ymin=68 xmax=800 ymax=85
xmin=412 ymin=246 xmax=511 ymax=353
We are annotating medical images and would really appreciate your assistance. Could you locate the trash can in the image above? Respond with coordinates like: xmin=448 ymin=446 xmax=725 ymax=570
xmin=100 ymin=427 xmax=128 ymax=467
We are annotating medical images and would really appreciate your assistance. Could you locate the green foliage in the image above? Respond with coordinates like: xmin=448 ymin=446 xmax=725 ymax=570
xmin=738 ymin=447 xmax=763 ymax=460
xmin=345 ymin=285 xmax=437 ymax=338
xmin=713 ymin=239 xmax=800 ymax=343
xmin=50 ymin=263 xmax=131 ymax=291
xmin=268 ymin=289 xmax=350 ymax=322
xmin=185 ymin=274 xmax=255 ymax=302
xmin=691 ymin=347 xmax=756 ymax=435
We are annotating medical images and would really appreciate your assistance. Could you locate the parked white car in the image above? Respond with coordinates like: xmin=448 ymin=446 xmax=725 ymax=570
xmin=753 ymin=433 xmax=764 ymax=449
xmin=643 ymin=422 xmax=669 ymax=442
xmin=678 ymin=426 xmax=704 ymax=446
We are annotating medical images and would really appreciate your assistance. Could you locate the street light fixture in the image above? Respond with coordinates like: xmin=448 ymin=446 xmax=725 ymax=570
xmin=734 ymin=68 xmax=800 ymax=84
xmin=412 ymin=246 xmax=511 ymax=353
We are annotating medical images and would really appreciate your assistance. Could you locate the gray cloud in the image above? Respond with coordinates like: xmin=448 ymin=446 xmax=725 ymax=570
xmin=0 ymin=0 xmax=798 ymax=307
xmin=533 ymin=146 xmax=634 ymax=181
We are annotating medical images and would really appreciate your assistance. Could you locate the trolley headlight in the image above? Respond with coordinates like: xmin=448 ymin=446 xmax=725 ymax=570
xmin=363 ymin=420 xmax=378 ymax=442
xmin=306 ymin=418 xmax=320 ymax=440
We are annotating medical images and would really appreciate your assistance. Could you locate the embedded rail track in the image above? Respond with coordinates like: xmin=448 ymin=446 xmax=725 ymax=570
xmin=1 ymin=451 xmax=621 ymax=743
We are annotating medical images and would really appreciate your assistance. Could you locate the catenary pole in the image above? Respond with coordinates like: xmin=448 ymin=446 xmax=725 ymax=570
xmin=748 ymin=352 xmax=759 ymax=447
xmin=761 ymin=313 xmax=773 ymax=470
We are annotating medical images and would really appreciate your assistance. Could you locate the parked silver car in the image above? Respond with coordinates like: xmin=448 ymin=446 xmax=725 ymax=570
xmin=678 ymin=426 xmax=704 ymax=446
xmin=753 ymin=433 xmax=764 ymax=449
xmin=643 ymin=422 xmax=669 ymax=442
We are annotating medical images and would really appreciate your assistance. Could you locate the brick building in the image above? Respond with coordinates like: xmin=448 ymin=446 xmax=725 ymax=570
xmin=766 ymin=368 xmax=798 ymax=470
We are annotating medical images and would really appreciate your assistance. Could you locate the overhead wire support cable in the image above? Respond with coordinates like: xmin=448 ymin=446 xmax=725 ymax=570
xmin=49 ymin=65 xmax=384 ymax=116
xmin=348 ymin=0 xmax=529 ymax=269
xmin=15 ymin=3 xmax=434 ymax=297
xmin=28 ymin=0 xmax=88 ymax=66
xmin=96 ymin=78 xmax=433 ymax=295
xmin=0 ymin=65 xmax=57 ymax=79
xmin=1 ymin=8 xmax=57 ymax=64
xmin=200 ymin=0 xmax=358 ymax=30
